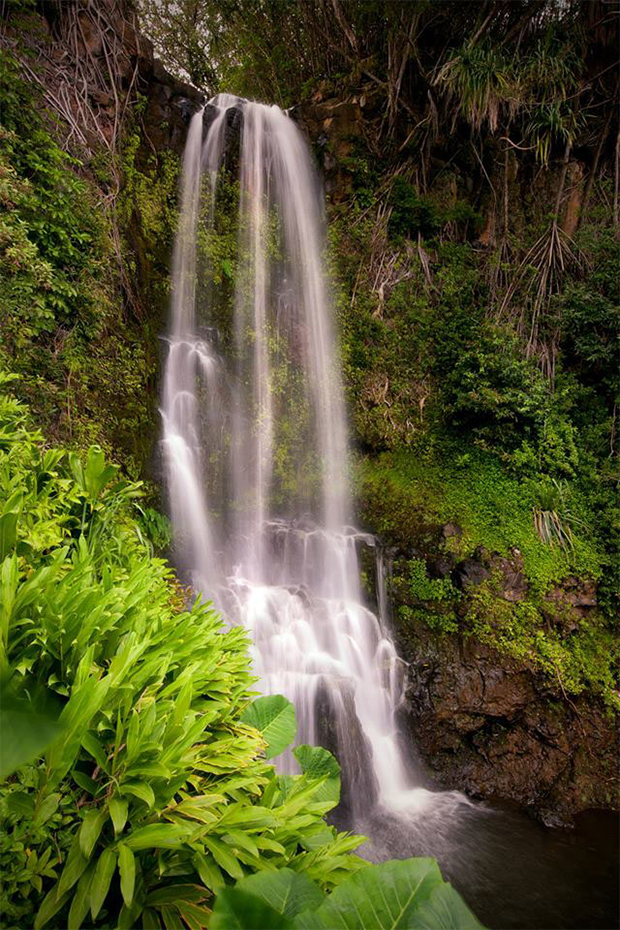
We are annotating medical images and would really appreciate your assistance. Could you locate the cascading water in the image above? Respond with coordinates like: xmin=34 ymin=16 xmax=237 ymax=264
xmin=162 ymin=95 xmax=435 ymax=818
xmin=158 ymin=96 xmax=620 ymax=930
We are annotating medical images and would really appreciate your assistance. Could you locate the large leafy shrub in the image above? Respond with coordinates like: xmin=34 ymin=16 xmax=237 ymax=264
xmin=210 ymin=858 xmax=483 ymax=929
xmin=0 ymin=381 xmax=367 ymax=929
xmin=0 ymin=379 xmax=484 ymax=929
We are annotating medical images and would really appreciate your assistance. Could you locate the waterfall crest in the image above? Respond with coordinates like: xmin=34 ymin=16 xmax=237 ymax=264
xmin=162 ymin=97 xmax=417 ymax=816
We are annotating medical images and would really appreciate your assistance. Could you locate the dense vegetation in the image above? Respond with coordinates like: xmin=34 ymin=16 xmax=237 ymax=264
xmin=0 ymin=41 xmax=177 ymax=475
xmin=139 ymin=0 xmax=619 ymax=701
xmin=0 ymin=382 xmax=484 ymax=928
xmin=0 ymin=0 xmax=618 ymax=925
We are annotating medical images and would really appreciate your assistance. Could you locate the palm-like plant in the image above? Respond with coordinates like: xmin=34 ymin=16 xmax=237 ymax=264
xmin=533 ymin=478 xmax=588 ymax=549
xmin=434 ymin=43 xmax=515 ymax=133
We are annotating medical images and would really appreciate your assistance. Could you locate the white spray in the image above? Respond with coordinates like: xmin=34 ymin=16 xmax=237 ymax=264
xmin=162 ymin=97 xmax=440 ymax=816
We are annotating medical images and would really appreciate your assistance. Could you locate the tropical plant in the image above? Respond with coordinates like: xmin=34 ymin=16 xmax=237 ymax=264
xmin=0 ymin=380 xmax=485 ymax=929
xmin=434 ymin=43 xmax=514 ymax=133
xmin=0 ymin=383 xmax=368 ymax=929
xmin=210 ymin=857 xmax=485 ymax=929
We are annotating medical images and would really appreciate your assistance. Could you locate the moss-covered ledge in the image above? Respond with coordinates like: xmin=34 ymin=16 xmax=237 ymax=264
xmin=355 ymin=449 xmax=619 ymax=822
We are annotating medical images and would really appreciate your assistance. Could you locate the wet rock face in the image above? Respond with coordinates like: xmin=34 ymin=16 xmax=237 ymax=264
xmin=9 ymin=1 xmax=203 ymax=158
xmin=398 ymin=622 xmax=619 ymax=824
xmin=141 ymin=57 xmax=203 ymax=155
xmin=369 ymin=522 xmax=616 ymax=823
xmin=291 ymin=96 xmax=364 ymax=201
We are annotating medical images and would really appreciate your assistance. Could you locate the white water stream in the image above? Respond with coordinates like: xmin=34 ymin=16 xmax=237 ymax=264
xmin=161 ymin=97 xmax=461 ymax=818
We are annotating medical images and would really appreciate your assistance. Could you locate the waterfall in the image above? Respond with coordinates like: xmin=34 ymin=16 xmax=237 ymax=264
xmin=161 ymin=97 xmax=420 ymax=817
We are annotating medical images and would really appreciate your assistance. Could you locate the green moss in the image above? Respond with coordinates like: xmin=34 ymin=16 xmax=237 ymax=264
xmin=464 ymin=576 xmax=619 ymax=710
xmin=0 ymin=58 xmax=180 ymax=475
xmin=357 ymin=447 xmax=603 ymax=592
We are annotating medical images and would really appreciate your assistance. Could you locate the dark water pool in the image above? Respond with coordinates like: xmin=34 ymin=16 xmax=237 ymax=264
xmin=353 ymin=796 xmax=619 ymax=930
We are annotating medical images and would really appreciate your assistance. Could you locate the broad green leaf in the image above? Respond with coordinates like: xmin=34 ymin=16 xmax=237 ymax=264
xmin=293 ymin=745 xmax=341 ymax=806
xmin=73 ymin=771 xmax=100 ymax=795
xmin=119 ymin=901 xmax=144 ymax=930
xmin=90 ymin=847 xmax=117 ymax=919
xmin=176 ymin=901 xmax=212 ymax=930
xmin=142 ymin=907 xmax=162 ymax=929
xmin=298 ymin=827 xmax=334 ymax=851
xmin=67 ymin=864 xmax=95 ymax=930
xmin=118 ymin=844 xmax=136 ymax=908
xmin=0 ymin=511 xmax=18 ymax=559
xmin=295 ymin=858 xmax=445 ymax=929
xmin=81 ymin=731 xmax=110 ymax=773
xmin=161 ymin=905 xmax=185 ymax=930
xmin=218 ymin=803 xmax=278 ymax=829
xmin=5 ymin=790 xmax=34 ymax=818
xmin=203 ymin=836 xmax=244 ymax=880
xmin=236 ymin=869 xmax=324 ymax=919
xmin=413 ymin=883 xmax=485 ymax=929
xmin=83 ymin=446 xmax=119 ymax=502
xmin=241 ymin=695 xmax=296 ymax=760
xmin=57 ymin=832 xmax=89 ymax=898
xmin=172 ymin=797 xmax=220 ymax=824
xmin=210 ymin=887 xmax=293 ymax=930
xmin=34 ymin=792 xmax=60 ymax=826
xmin=34 ymin=886 xmax=71 ymax=930
xmin=109 ymin=796 xmax=129 ymax=835
xmin=121 ymin=780 xmax=155 ymax=807
xmin=125 ymin=823 xmax=193 ymax=850
xmin=147 ymin=884 xmax=206 ymax=906
xmin=0 ymin=704 xmax=60 ymax=778
xmin=194 ymin=851 xmax=225 ymax=891
xmin=223 ymin=829 xmax=259 ymax=858
xmin=78 ymin=807 xmax=107 ymax=858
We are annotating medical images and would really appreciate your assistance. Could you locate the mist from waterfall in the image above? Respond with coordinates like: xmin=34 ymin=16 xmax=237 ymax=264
xmin=161 ymin=95 xmax=431 ymax=817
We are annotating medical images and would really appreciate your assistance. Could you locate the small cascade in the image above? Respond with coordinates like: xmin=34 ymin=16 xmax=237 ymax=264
xmin=161 ymin=96 xmax=440 ymax=819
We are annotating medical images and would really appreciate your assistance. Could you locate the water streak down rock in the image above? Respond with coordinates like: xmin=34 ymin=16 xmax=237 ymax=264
xmin=161 ymin=97 xmax=427 ymax=818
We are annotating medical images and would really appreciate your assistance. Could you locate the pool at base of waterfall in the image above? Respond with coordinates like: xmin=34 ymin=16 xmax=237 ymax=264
xmin=351 ymin=798 xmax=619 ymax=930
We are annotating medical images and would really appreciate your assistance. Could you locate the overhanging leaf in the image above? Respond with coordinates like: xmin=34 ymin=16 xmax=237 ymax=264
xmin=210 ymin=887 xmax=293 ymax=930
xmin=234 ymin=869 xmax=324 ymax=920
xmin=0 ymin=703 xmax=61 ymax=779
xmin=294 ymin=858 xmax=444 ymax=929
xmin=293 ymin=745 xmax=341 ymax=806
xmin=118 ymin=844 xmax=136 ymax=908
xmin=241 ymin=695 xmax=296 ymax=760
xmin=413 ymin=882 xmax=485 ymax=929
xmin=90 ymin=847 xmax=117 ymax=920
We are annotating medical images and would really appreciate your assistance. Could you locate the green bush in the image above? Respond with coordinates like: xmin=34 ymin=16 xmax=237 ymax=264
xmin=0 ymin=382 xmax=367 ymax=928
xmin=0 ymin=379 xmax=485 ymax=929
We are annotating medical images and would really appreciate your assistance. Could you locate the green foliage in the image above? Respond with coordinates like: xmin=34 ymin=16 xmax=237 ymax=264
xmin=397 ymin=560 xmax=460 ymax=635
xmin=0 ymin=53 xmax=173 ymax=473
xmin=241 ymin=696 xmax=297 ymax=761
xmin=388 ymin=179 xmax=482 ymax=242
xmin=358 ymin=449 xmax=602 ymax=593
xmin=464 ymin=577 xmax=619 ymax=710
xmin=292 ymin=747 xmax=341 ymax=807
xmin=435 ymin=42 xmax=513 ymax=133
xmin=117 ymin=108 xmax=181 ymax=313
xmin=211 ymin=859 xmax=485 ymax=929
xmin=0 ymin=681 xmax=61 ymax=780
xmin=440 ymin=321 xmax=580 ymax=478
xmin=0 ymin=386 xmax=373 ymax=929
xmin=407 ymin=559 xmax=457 ymax=603
xmin=0 ymin=383 xmax=488 ymax=929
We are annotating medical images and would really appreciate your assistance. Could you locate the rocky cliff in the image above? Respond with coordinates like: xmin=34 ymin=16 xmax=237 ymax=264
xmin=296 ymin=94 xmax=619 ymax=824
